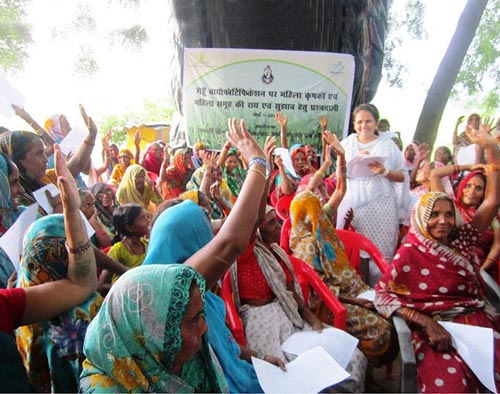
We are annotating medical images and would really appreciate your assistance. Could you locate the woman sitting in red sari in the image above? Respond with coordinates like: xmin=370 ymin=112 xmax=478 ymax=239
xmin=430 ymin=164 xmax=500 ymax=272
xmin=374 ymin=126 xmax=500 ymax=393
xmin=159 ymin=148 xmax=193 ymax=200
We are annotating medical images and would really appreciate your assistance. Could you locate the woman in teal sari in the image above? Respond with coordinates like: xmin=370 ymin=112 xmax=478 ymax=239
xmin=144 ymin=200 xmax=265 ymax=393
xmin=15 ymin=214 xmax=103 ymax=392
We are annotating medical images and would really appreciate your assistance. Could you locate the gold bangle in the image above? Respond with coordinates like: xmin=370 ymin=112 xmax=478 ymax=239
xmin=316 ymin=169 xmax=325 ymax=177
xmin=248 ymin=167 xmax=267 ymax=180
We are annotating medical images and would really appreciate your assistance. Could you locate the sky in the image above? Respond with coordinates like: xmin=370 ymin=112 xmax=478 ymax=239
xmin=0 ymin=0 xmax=472 ymax=151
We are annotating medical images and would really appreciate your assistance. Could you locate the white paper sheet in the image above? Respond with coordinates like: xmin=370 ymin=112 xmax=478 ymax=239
xmin=0 ymin=76 xmax=25 ymax=118
xmin=356 ymin=289 xmax=375 ymax=301
xmin=252 ymin=346 xmax=350 ymax=393
xmin=58 ymin=126 xmax=87 ymax=155
xmin=0 ymin=203 xmax=39 ymax=270
xmin=32 ymin=184 xmax=95 ymax=238
xmin=274 ymin=147 xmax=298 ymax=178
xmin=346 ymin=154 xmax=386 ymax=178
xmin=33 ymin=183 xmax=60 ymax=214
xmin=281 ymin=328 xmax=358 ymax=369
xmin=456 ymin=144 xmax=478 ymax=165
xmin=439 ymin=321 xmax=496 ymax=393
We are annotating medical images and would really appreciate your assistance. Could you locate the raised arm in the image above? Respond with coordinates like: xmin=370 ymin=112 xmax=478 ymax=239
xmin=66 ymin=105 xmax=98 ymax=177
xmin=134 ymin=131 xmax=141 ymax=164
xmin=21 ymin=145 xmax=97 ymax=325
xmin=158 ymin=144 xmax=171 ymax=183
xmin=275 ymin=112 xmax=288 ymax=149
xmin=468 ymin=124 xmax=500 ymax=233
xmin=323 ymin=131 xmax=347 ymax=214
xmin=12 ymin=104 xmax=56 ymax=157
xmin=186 ymin=118 xmax=267 ymax=289
xmin=430 ymin=163 xmax=484 ymax=193
xmin=217 ymin=140 xmax=231 ymax=167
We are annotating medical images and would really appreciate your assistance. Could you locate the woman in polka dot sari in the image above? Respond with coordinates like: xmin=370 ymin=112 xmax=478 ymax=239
xmin=375 ymin=191 xmax=500 ymax=392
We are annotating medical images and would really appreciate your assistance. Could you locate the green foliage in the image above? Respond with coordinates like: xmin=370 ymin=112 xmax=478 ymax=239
xmin=383 ymin=0 xmax=427 ymax=87
xmin=453 ymin=0 xmax=500 ymax=112
xmin=0 ymin=0 xmax=32 ymax=73
xmin=97 ymin=99 xmax=175 ymax=145
xmin=111 ymin=25 xmax=148 ymax=50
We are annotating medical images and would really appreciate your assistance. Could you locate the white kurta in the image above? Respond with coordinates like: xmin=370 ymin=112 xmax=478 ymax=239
xmin=338 ymin=134 xmax=409 ymax=276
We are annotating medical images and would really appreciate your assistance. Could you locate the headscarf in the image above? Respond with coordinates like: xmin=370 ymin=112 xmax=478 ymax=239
xmin=160 ymin=148 xmax=191 ymax=199
xmin=403 ymin=143 xmax=420 ymax=171
xmin=80 ymin=264 xmax=228 ymax=393
xmin=109 ymin=149 xmax=135 ymax=187
xmin=454 ymin=170 xmax=487 ymax=223
xmin=0 ymin=130 xmax=45 ymax=202
xmin=180 ymin=190 xmax=200 ymax=204
xmin=144 ymin=201 xmax=262 ymax=393
xmin=375 ymin=192 xmax=484 ymax=320
xmin=289 ymin=191 xmax=370 ymax=297
xmin=0 ymin=154 xmax=25 ymax=288
xmin=44 ymin=114 xmax=66 ymax=143
xmin=116 ymin=164 xmax=160 ymax=210
xmin=142 ymin=143 xmax=162 ymax=175
xmin=91 ymin=183 xmax=118 ymax=236
xmin=191 ymin=142 xmax=206 ymax=169
xmin=223 ymin=149 xmax=246 ymax=197
xmin=290 ymin=145 xmax=308 ymax=175
xmin=15 ymin=214 xmax=102 ymax=392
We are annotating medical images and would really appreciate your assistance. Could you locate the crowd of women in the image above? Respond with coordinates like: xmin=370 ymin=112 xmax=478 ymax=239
xmin=0 ymin=102 xmax=500 ymax=393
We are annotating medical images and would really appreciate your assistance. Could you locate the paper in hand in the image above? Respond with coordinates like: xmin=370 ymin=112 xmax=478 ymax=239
xmin=346 ymin=154 xmax=386 ymax=178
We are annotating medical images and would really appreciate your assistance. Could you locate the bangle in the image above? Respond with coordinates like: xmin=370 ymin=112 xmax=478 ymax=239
xmin=379 ymin=168 xmax=389 ymax=177
xmin=248 ymin=156 xmax=270 ymax=177
xmin=65 ymin=239 xmax=93 ymax=255
xmin=453 ymin=165 xmax=461 ymax=175
xmin=248 ymin=167 xmax=267 ymax=180
xmin=84 ymin=139 xmax=95 ymax=147
xmin=316 ymin=169 xmax=325 ymax=177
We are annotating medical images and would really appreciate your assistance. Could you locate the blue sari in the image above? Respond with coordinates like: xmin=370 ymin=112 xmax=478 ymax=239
xmin=144 ymin=200 xmax=263 ymax=393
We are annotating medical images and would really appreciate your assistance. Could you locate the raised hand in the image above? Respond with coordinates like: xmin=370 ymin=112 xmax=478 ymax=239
xmin=54 ymin=144 xmax=79 ymax=211
xmin=455 ymin=115 xmax=465 ymax=128
xmin=323 ymin=145 xmax=333 ymax=168
xmin=79 ymin=104 xmax=97 ymax=136
xmin=274 ymin=112 xmax=288 ymax=128
xmin=323 ymin=130 xmax=344 ymax=157
xmin=319 ymin=115 xmax=328 ymax=130
xmin=226 ymin=118 xmax=265 ymax=163
xmin=274 ymin=155 xmax=284 ymax=169
xmin=417 ymin=142 xmax=430 ymax=162
xmin=264 ymin=136 xmax=277 ymax=167
xmin=466 ymin=120 xmax=497 ymax=147
xmin=134 ymin=130 xmax=141 ymax=147
xmin=343 ymin=208 xmax=354 ymax=230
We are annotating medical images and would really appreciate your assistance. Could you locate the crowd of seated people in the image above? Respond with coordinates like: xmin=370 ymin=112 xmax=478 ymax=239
xmin=0 ymin=102 xmax=499 ymax=393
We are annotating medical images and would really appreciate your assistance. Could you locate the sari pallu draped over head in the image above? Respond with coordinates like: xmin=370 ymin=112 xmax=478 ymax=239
xmin=143 ymin=200 xmax=262 ymax=393
xmin=15 ymin=215 xmax=103 ymax=393
xmin=116 ymin=164 xmax=161 ymax=210
xmin=160 ymin=148 xmax=191 ymax=199
xmin=0 ymin=153 xmax=25 ymax=288
xmin=375 ymin=192 xmax=486 ymax=320
xmin=289 ymin=191 xmax=395 ymax=364
xmin=142 ymin=142 xmax=163 ymax=175
xmin=223 ymin=149 xmax=247 ymax=197
xmin=375 ymin=192 xmax=500 ymax=393
xmin=91 ymin=182 xmax=118 ymax=237
xmin=80 ymin=264 xmax=227 ymax=393
xmin=454 ymin=170 xmax=499 ymax=265
xmin=0 ymin=130 xmax=45 ymax=205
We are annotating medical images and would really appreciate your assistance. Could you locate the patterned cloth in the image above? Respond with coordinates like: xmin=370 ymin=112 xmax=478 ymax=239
xmin=15 ymin=214 xmax=103 ymax=392
xmin=0 ymin=154 xmax=25 ymax=288
xmin=338 ymin=133 xmax=409 ymax=265
xmin=375 ymin=192 xmax=500 ymax=393
xmin=116 ymin=164 xmax=162 ymax=210
xmin=91 ymin=183 xmax=117 ymax=238
xmin=454 ymin=170 xmax=500 ymax=266
xmin=80 ymin=264 xmax=228 ymax=393
xmin=160 ymin=149 xmax=192 ymax=199
xmin=186 ymin=166 xmax=232 ymax=220
xmin=289 ymin=191 xmax=393 ymax=364
xmin=143 ymin=200 xmax=263 ymax=393
xmin=222 ymin=150 xmax=246 ymax=197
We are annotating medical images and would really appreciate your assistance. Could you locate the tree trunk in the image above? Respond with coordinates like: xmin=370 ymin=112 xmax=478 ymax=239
xmin=413 ymin=0 xmax=488 ymax=148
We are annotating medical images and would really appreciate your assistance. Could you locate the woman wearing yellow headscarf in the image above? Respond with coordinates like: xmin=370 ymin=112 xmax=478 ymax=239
xmin=109 ymin=149 xmax=135 ymax=188
xmin=116 ymin=165 xmax=162 ymax=212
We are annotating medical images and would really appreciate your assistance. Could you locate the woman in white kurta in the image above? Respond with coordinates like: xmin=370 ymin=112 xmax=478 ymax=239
xmin=337 ymin=104 xmax=409 ymax=285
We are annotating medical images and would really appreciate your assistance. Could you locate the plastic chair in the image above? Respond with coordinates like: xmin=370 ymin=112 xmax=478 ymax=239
xmin=220 ymin=257 xmax=347 ymax=347
xmin=275 ymin=193 xmax=295 ymax=221
xmin=335 ymin=229 xmax=390 ymax=277
xmin=280 ymin=217 xmax=292 ymax=253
